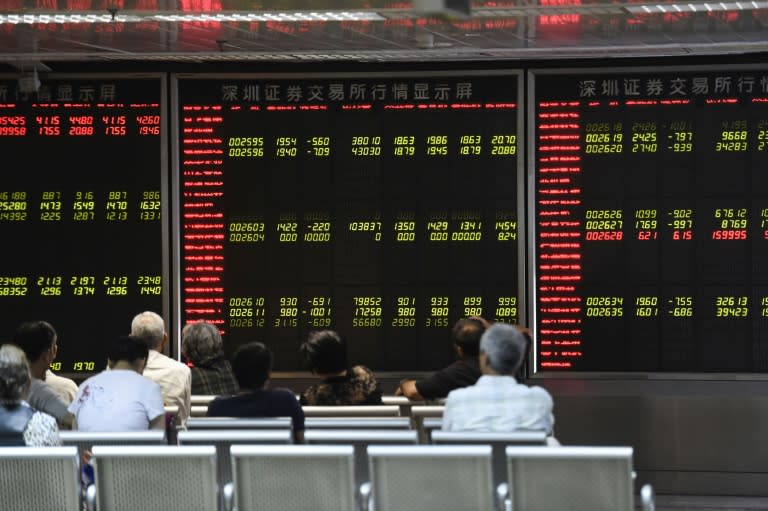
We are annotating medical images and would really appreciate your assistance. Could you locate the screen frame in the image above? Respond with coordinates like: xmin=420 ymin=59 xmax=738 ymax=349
xmin=527 ymin=63 xmax=768 ymax=380
xmin=171 ymin=69 xmax=525 ymax=377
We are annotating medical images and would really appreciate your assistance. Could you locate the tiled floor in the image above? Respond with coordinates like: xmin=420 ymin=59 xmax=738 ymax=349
xmin=653 ymin=495 xmax=768 ymax=510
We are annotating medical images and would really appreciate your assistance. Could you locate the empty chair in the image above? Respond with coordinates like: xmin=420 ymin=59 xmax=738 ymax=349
xmin=185 ymin=416 xmax=292 ymax=430
xmin=503 ymin=446 xmax=654 ymax=511
xmin=305 ymin=417 xmax=411 ymax=429
xmin=87 ymin=445 xmax=217 ymax=511
xmin=60 ymin=430 xmax=167 ymax=459
xmin=305 ymin=429 xmax=418 ymax=487
xmin=431 ymin=430 xmax=547 ymax=488
xmin=365 ymin=445 xmax=494 ymax=511
xmin=0 ymin=446 xmax=80 ymax=511
xmin=302 ymin=405 xmax=400 ymax=417
xmin=178 ymin=429 xmax=291 ymax=498
xmin=227 ymin=445 xmax=355 ymax=511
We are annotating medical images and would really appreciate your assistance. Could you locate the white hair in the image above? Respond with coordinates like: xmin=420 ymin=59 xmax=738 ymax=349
xmin=480 ymin=324 xmax=527 ymax=375
xmin=130 ymin=311 xmax=165 ymax=350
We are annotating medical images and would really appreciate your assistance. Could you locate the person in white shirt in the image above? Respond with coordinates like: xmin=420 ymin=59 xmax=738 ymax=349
xmin=442 ymin=323 xmax=555 ymax=435
xmin=45 ymin=369 xmax=78 ymax=404
xmin=130 ymin=311 xmax=191 ymax=424
xmin=69 ymin=336 xmax=165 ymax=432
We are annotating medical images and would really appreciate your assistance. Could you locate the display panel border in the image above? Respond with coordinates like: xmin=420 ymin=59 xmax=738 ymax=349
xmin=0 ymin=72 xmax=170 ymax=363
xmin=527 ymin=64 xmax=768 ymax=380
xmin=171 ymin=70 xmax=525 ymax=377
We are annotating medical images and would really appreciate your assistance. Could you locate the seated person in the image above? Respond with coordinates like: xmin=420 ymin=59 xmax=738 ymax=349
xmin=45 ymin=369 xmax=78 ymax=404
xmin=299 ymin=330 xmax=382 ymax=406
xmin=396 ymin=317 xmax=486 ymax=401
xmin=182 ymin=321 xmax=238 ymax=395
xmin=207 ymin=342 xmax=305 ymax=443
xmin=68 ymin=336 xmax=165 ymax=432
xmin=442 ymin=323 xmax=554 ymax=434
xmin=12 ymin=320 xmax=74 ymax=428
xmin=0 ymin=344 xmax=60 ymax=446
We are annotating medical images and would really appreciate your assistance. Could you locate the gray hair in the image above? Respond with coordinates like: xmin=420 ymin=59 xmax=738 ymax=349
xmin=182 ymin=321 xmax=224 ymax=366
xmin=0 ymin=344 xmax=31 ymax=405
xmin=480 ymin=324 xmax=527 ymax=375
xmin=130 ymin=311 xmax=165 ymax=350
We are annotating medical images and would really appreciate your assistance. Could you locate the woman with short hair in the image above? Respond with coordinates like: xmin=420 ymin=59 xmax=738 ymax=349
xmin=182 ymin=321 xmax=238 ymax=395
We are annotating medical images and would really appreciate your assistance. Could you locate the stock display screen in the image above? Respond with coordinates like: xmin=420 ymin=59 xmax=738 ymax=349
xmin=0 ymin=77 xmax=163 ymax=373
xmin=533 ymin=66 xmax=768 ymax=372
xmin=177 ymin=73 xmax=522 ymax=371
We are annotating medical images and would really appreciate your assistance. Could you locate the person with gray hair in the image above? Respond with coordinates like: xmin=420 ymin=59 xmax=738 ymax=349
xmin=130 ymin=311 xmax=191 ymax=424
xmin=182 ymin=321 xmax=238 ymax=395
xmin=442 ymin=323 xmax=554 ymax=434
xmin=0 ymin=344 xmax=60 ymax=446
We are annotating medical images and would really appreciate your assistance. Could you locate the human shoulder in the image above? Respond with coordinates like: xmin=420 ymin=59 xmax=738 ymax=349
xmin=24 ymin=411 xmax=60 ymax=447
xmin=350 ymin=365 xmax=376 ymax=380
xmin=149 ymin=350 xmax=190 ymax=372
xmin=527 ymin=385 xmax=554 ymax=403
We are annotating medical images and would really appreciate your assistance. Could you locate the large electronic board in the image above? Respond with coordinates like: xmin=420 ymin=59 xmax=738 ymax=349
xmin=175 ymin=72 xmax=523 ymax=371
xmin=531 ymin=66 xmax=768 ymax=372
xmin=0 ymin=75 xmax=165 ymax=373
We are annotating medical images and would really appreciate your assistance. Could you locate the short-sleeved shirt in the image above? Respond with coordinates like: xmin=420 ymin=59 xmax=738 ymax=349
xmin=68 ymin=369 xmax=165 ymax=432
xmin=442 ymin=375 xmax=554 ymax=434
xmin=207 ymin=388 xmax=305 ymax=433
xmin=29 ymin=378 xmax=71 ymax=426
xmin=190 ymin=359 xmax=239 ymax=396
xmin=414 ymin=357 xmax=481 ymax=400
xmin=143 ymin=350 xmax=192 ymax=424
xmin=300 ymin=366 xmax=382 ymax=406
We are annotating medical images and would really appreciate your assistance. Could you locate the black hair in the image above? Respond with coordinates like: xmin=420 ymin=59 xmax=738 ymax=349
xmin=450 ymin=318 xmax=485 ymax=357
xmin=232 ymin=342 xmax=272 ymax=390
xmin=12 ymin=320 xmax=57 ymax=363
xmin=300 ymin=330 xmax=347 ymax=374
xmin=108 ymin=335 xmax=149 ymax=365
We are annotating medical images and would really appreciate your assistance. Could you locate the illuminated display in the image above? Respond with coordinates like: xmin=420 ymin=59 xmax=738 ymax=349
xmin=0 ymin=77 xmax=164 ymax=373
xmin=532 ymin=66 xmax=768 ymax=372
xmin=177 ymin=73 xmax=522 ymax=371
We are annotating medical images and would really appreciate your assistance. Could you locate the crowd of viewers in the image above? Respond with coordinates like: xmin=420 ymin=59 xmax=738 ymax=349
xmin=0 ymin=312 xmax=554 ymax=447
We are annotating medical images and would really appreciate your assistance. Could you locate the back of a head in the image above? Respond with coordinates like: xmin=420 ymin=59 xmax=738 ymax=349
xmin=300 ymin=330 xmax=347 ymax=374
xmin=182 ymin=321 xmax=224 ymax=366
xmin=11 ymin=320 xmax=56 ymax=363
xmin=480 ymin=324 xmax=527 ymax=376
xmin=232 ymin=342 xmax=272 ymax=390
xmin=108 ymin=335 xmax=150 ymax=366
xmin=130 ymin=311 xmax=165 ymax=350
xmin=0 ymin=344 xmax=31 ymax=405
xmin=451 ymin=318 xmax=486 ymax=357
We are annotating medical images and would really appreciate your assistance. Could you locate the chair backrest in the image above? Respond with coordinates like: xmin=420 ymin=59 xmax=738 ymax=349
xmin=302 ymin=405 xmax=401 ymax=417
xmin=185 ymin=416 xmax=293 ymax=430
xmin=305 ymin=417 xmax=411 ymax=429
xmin=178 ymin=429 xmax=291 ymax=495
xmin=60 ymin=430 xmax=167 ymax=459
xmin=409 ymin=406 xmax=445 ymax=442
xmin=421 ymin=418 xmax=443 ymax=442
xmin=305 ymin=429 xmax=418 ymax=487
xmin=367 ymin=445 xmax=494 ymax=511
xmin=230 ymin=445 xmax=356 ymax=511
xmin=0 ymin=446 xmax=80 ymax=511
xmin=90 ymin=445 xmax=218 ymax=511
xmin=431 ymin=430 xmax=548 ymax=488
xmin=191 ymin=395 xmax=217 ymax=406
xmin=190 ymin=405 xmax=209 ymax=417
xmin=505 ymin=446 xmax=635 ymax=511
xmin=381 ymin=396 xmax=424 ymax=416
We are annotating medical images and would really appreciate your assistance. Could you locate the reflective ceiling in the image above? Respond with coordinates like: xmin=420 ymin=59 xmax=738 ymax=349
xmin=0 ymin=0 xmax=767 ymax=63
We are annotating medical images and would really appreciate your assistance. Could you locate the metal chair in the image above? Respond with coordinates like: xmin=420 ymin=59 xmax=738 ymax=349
xmin=226 ymin=445 xmax=356 ymax=511
xmin=178 ymin=428 xmax=291 ymax=501
xmin=305 ymin=417 xmax=411 ymax=429
xmin=421 ymin=418 xmax=443 ymax=442
xmin=409 ymin=406 xmax=445 ymax=442
xmin=185 ymin=416 xmax=293 ymax=430
xmin=502 ymin=446 xmax=655 ymax=511
xmin=86 ymin=445 xmax=217 ymax=511
xmin=365 ymin=445 xmax=494 ymax=511
xmin=302 ymin=405 xmax=401 ymax=417
xmin=305 ymin=428 xmax=418 ymax=487
xmin=431 ymin=430 xmax=547 ymax=487
xmin=0 ymin=446 xmax=80 ymax=511
xmin=60 ymin=430 xmax=167 ymax=459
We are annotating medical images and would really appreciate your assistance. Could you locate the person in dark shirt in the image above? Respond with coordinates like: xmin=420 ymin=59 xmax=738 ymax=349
xmin=395 ymin=317 xmax=487 ymax=401
xmin=299 ymin=330 xmax=382 ymax=406
xmin=207 ymin=342 xmax=305 ymax=442
xmin=182 ymin=321 xmax=239 ymax=396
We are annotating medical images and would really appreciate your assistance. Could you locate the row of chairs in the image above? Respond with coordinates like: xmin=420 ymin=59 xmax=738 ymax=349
xmin=0 ymin=443 xmax=654 ymax=511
